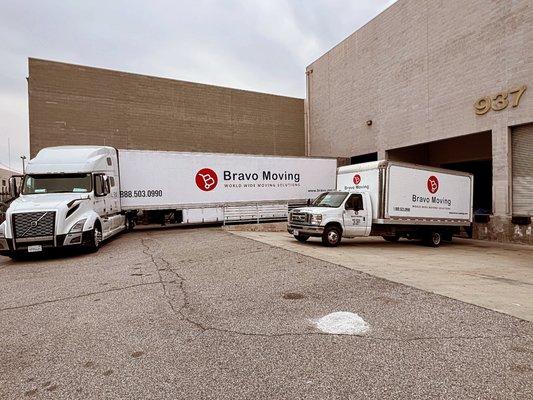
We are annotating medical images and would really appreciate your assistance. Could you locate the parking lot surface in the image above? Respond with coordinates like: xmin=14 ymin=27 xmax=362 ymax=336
xmin=233 ymin=231 xmax=533 ymax=322
xmin=0 ymin=228 xmax=532 ymax=399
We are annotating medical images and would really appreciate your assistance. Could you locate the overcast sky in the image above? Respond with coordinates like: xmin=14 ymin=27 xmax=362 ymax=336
xmin=0 ymin=0 xmax=395 ymax=170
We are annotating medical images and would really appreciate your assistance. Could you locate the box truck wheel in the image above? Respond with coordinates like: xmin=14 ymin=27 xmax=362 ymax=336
xmin=424 ymin=231 xmax=442 ymax=247
xmin=294 ymin=234 xmax=310 ymax=243
xmin=322 ymin=225 xmax=342 ymax=247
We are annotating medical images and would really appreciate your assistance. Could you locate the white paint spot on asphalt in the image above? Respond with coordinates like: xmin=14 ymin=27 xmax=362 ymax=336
xmin=313 ymin=311 xmax=370 ymax=335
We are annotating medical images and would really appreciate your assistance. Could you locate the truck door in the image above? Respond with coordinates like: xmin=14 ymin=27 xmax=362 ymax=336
xmin=94 ymin=174 xmax=112 ymax=235
xmin=343 ymin=193 xmax=370 ymax=237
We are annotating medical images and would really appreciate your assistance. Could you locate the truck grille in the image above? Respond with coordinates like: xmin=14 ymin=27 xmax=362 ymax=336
xmin=13 ymin=212 xmax=56 ymax=239
xmin=290 ymin=212 xmax=309 ymax=224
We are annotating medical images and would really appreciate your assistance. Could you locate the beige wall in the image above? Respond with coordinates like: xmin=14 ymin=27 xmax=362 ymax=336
xmin=307 ymin=0 xmax=533 ymax=243
xmin=29 ymin=59 xmax=305 ymax=158
xmin=306 ymin=0 xmax=533 ymax=160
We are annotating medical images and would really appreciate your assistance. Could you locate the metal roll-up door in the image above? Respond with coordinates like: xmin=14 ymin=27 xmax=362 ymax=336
xmin=512 ymin=124 xmax=533 ymax=216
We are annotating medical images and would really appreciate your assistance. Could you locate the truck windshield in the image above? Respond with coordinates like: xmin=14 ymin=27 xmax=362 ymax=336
xmin=311 ymin=192 xmax=348 ymax=208
xmin=22 ymin=173 xmax=92 ymax=194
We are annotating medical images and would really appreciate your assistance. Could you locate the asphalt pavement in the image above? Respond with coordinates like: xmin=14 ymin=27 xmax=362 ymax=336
xmin=0 ymin=228 xmax=532 ymax=399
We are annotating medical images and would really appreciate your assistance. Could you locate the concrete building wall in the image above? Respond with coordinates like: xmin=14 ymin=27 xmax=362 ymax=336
xmin=306 ymin=0 xmax=533 ymax=244
xmin=29 ymin=59 xmax=305 ymax=158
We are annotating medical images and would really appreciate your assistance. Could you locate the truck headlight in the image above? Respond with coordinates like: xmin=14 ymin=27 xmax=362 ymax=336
xmin=310 ymin=214 xmax=323 ymax=225
xmin=69 ymin=219 xmax=87 ymax=233
xmin=0 ymin=222 xmax=5 ymax=238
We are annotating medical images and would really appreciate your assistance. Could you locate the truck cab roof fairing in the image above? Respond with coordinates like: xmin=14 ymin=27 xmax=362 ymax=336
xmin=27 ymin=146 xmax=117 ymax=174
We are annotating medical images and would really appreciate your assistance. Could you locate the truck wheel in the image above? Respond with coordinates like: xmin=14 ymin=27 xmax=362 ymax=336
xmin=294 ymin=234 xmax=310 ymax=243
xmin=86 ymin=226 xmax=103 ymax=252
xmin=383 ymin=235 xmax=400 ymax=242
xmin=322 ymin=226 xmax=342 ymax=247
xmin=425 ymin=231 xmax=442 ymax=247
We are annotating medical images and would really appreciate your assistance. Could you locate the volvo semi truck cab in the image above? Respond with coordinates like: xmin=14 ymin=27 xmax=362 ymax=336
xmin=0 ymin=146 xmax=126 ymax=258
xmin=288 ymin=161 xmax=473 ymax=247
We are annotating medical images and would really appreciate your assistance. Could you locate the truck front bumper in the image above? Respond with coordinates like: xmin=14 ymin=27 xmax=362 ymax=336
xmin=287 ymin=224 xmax=324 ymax=237
xmin=0 ymin=231 xmax=91 ymax=257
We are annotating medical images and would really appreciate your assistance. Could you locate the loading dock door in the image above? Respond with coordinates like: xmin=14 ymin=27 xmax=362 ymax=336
xmin=512 ymin=124 xmax=533 ymax=216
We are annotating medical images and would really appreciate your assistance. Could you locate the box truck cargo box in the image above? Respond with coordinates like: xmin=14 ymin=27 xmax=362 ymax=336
xmin=336 ymin=161 xmax=473 ymax=223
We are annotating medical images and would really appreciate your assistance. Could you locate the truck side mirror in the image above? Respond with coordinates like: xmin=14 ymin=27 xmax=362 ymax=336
xmin=8 ymin=177 xmax=19 ymax=198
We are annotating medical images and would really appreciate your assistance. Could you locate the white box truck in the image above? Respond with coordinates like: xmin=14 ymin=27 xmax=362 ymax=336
xmin=0 ymin=146 xmax=336 ymax=259
xmin=287 ymin=161 xmax=473 ymax=247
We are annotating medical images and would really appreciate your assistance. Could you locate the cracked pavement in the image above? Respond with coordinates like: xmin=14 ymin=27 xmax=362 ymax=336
xmin=0 ymin=228 xmax=532 ymax=399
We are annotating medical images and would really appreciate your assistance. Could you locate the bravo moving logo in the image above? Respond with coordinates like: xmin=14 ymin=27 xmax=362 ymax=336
xmin=346 ymin=173 xmax=369 ymax=190
xmin=411 ymin=174 xmax=451 ymax=207
xmin=195 ymin=167 xmax=301 ymax=191
xmin=427 ymin=175 xmax=439 ymax=194
xmin=195 ymin=168 xmax=218 ymax=191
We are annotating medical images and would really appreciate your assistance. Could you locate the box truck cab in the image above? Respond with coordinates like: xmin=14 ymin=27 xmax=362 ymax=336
xmin=287 ymin=161 xmax=473 ymax=247
xmin=0 ymin=146 xmax=126 ymax=258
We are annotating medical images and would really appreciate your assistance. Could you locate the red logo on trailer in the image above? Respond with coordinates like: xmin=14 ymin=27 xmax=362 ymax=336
xmin=353 ymin=174 xmax=361 ymax=185
xmin=195 ymin=168 xmax=218 ymax=191
xmin=427 ymin=176 xmax=439 ymax=194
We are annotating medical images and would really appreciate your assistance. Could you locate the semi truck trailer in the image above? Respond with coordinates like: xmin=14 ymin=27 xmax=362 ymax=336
xmin=287 ymin=161 xmax=473 ymax=247
xmin=0 ymin=146 xmax=336 ymax=258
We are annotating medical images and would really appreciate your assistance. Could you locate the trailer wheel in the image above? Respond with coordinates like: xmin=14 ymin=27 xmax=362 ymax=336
xmin=294 ymin=234 xmax=310 ymax=243
xmin=425 ymin=231 xmax=442 ymax=247
xmin=382 ymin=235 xmax=400 ymax=243
xmin=322 ymin=226 xmax=342 ymax=247
xmin=125 ymin=216 xmax=135 ymax=232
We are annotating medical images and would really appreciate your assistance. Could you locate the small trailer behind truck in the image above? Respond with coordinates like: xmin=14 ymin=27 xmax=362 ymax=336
xmin=0 ymin=146 xmax=336 ymax=258
xmin=287 ymin=160 xmax=473 ymax=247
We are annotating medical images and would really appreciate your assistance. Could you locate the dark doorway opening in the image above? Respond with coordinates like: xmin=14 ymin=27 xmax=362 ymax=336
xmin=351 ymin=152 xmax=378 ymax=165
xmin=441 ymin=160 xmax=492 ymax=214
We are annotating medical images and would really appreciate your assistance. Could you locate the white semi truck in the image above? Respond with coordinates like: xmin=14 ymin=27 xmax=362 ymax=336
xmin=0 ymin=146 xmax=336 ymax=258
xmin=287 ymin=161 xmax=473 ymax=247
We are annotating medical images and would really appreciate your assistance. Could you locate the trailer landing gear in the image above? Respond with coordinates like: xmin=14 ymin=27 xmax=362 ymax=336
xmin=382 ymin=235 xmax=400 ymax=243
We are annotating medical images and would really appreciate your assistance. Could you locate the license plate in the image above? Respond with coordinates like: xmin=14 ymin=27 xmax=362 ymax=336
xmin=293 ymin=230 xmax=299 ymax=236
xmin=28 ymin=245 xmax=43 ymax=253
